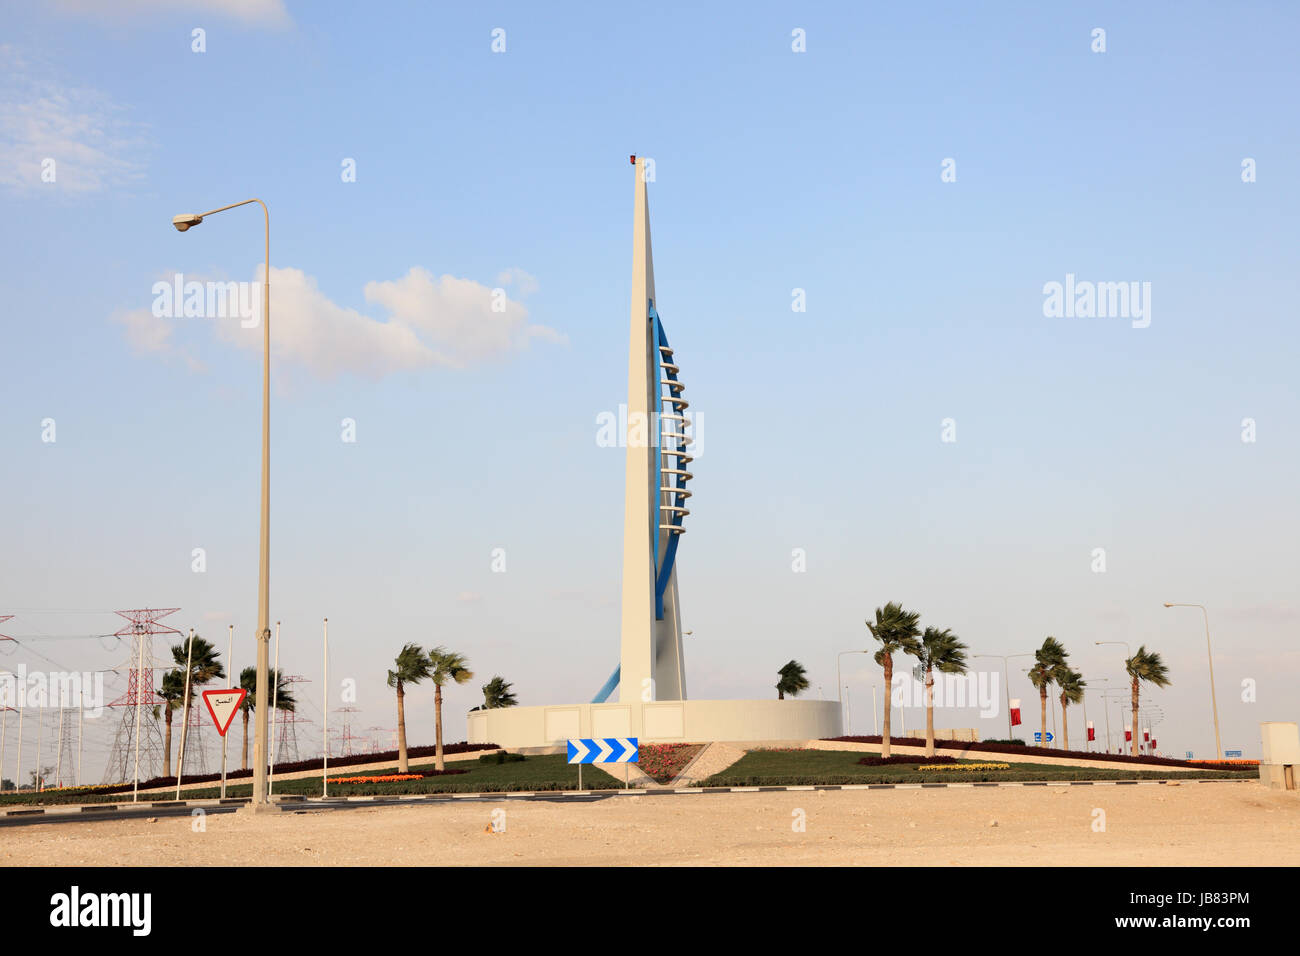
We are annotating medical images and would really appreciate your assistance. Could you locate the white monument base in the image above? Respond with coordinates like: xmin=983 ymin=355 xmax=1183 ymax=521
xmin=467 ymin=698 xmax=842 ymax=750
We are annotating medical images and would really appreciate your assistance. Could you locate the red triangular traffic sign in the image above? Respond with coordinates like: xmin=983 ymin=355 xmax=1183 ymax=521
xmin=202 ymin=688 xmax=247 ymax=737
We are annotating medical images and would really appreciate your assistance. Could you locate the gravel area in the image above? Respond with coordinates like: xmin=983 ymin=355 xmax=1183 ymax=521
xmin=5 ymin=782 xmax=1296 ymax=866
xmin=674 ymin=742 xmax=746 ymax=786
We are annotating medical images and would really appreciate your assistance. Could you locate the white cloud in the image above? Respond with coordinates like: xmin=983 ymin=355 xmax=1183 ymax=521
xmin=51 ymin=0 xmax=290 ymax=27
xmin=364 ymin=266 xmax=564 ymax=367
xmin=496 ymin=267 xmax=539 ymax=296
xmin=217 ymin=265 xmax=440 ymax=380
xmin=111 ymin=306 xmax=205 ymax=372
xmin=115 ymin=264 xmax=564 ymax=380
xmin=0 ymin=46 xmax=149 ymax=195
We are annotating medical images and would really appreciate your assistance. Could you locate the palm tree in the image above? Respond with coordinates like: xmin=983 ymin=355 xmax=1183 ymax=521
xmin=776 ymin=660 xmax=810 ymax=699
xmin=158 ymin=669 xmax=187 ymax=778
xmin=387 ymin=643 xmax=430 ymax=772
xmin=911 ymin=626 xmax=969 ymax=757
xmin=865 ymin=602 xmax=922 ymax=758
xmin=427 ymin=647 xmax=473 ymax=771
xmin=1056 ymin=667 xmax=1086 ymax=751
xmin=238 ymin=666 xmax=297 ymax=770
xmin=1027 ymin=637 xmax=1067 ymax=749
xmin=481 ymin=676 xmax=518 ymax=710
xmin=1125 ymin=646 xmax=1170 ymax=757
xmin=170 ymin=635 xmax=224 ymax=776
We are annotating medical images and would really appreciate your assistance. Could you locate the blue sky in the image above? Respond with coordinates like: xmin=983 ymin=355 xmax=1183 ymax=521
xmin=1 ymin=1 xmax=1297 ymax=779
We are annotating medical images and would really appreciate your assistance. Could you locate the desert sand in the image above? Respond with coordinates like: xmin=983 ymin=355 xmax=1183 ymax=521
xmin=4 ymin=782 xmax=1297 ymax=866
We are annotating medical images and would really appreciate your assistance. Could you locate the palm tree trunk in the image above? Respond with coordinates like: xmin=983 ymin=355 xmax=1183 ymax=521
xmin=881 ymin=654 xmax=893 ymax=760
xmin=1131 ymin=676 xmax=1140 ymax=757
xmin=396 ymin=682 xmax=408 ymax=773
xmin=1060 ymin=698 xmax=1070 ymax=751
xmin=778 ymin=688 xmax=784 ymax=700
xmin=924 ymin=665 xmax=935 ymax=758
xmin=1039 ymin=684 xmax=1048 ymax=748
xmin=434 ymin=684 xmax=445 ymax=771
xmin=242 ymin=709 xmax=250 ymax=770
xmin=163 ymin=706 xmax=173 ymax=778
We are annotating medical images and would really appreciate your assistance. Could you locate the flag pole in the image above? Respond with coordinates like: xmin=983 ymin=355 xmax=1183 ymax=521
xmin=322 ymin=618 xmax=329 ymax=797
xmin=175 ymin=628 xmax=195 ymax=800
xmin=269 ymin=621 xmax=280 ymax=796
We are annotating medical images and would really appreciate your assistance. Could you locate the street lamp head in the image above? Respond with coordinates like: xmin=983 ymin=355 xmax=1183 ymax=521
xmin=172 ymin=213 xmax=203 ymax=232
xmin=1163 ymin=602 xmax=1173 ymax=607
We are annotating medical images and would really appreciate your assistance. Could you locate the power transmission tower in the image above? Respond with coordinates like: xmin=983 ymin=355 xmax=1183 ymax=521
xmin=334 ymin=707 xmax=362 ymax=756
xmin=271 ymin=674 xmax=312 ymax=764
xmin=104 ymin=608 xmax=181 ymax=784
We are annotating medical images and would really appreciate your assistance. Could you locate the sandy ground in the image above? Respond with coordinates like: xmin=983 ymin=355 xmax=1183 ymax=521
xmin=5 ymin=782 xmax=1297 ymax=866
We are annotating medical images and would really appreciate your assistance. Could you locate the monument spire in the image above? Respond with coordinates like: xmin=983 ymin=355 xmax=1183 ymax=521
xmin=620 ymin=155 xmax=688 ymax=703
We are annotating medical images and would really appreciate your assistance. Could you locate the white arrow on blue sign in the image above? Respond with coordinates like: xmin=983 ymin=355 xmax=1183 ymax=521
xmin=567 ymin=738 xmax=638 ymax=764
xmin=1034 ymin=731 xmax=1054 ymax=742
xmin=1225 ymin=750 xmax=1242 ymax=758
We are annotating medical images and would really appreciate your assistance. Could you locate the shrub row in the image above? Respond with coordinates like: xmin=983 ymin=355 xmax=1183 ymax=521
xmin=90 ymin=740 xmax=500 ymax=795
xmin=856 ymin=754 xmax=956 ymax=766
xmin=478 ymin=752 xmax=527 ymax=765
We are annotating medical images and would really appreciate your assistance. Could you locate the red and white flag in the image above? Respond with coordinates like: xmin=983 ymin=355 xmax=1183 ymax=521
xmin=1086 ymin=721 xmax=1095 ymax=741
xmin=1143 ymin=727 xmax=1150 ymax=742
xmin=1125 ymin=729 xmax=1132 ymax=742
xmin=1009 ymin=698 xmax=1021 ymax=727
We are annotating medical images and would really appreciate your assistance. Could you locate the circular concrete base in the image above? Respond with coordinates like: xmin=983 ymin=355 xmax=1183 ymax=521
xmin=467 ymin=698 xmax=842 ymax=750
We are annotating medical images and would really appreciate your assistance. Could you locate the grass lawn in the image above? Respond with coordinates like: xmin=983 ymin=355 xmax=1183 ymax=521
xmin=0 ymin=755 xmax=622 ymax=806
xmin=0 ymin=751 xmax=1259 ymax=806
xmin=694 ymin=749 xmax=1258 ymax=787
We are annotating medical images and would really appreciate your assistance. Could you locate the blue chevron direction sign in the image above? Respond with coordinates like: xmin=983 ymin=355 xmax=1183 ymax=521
xmin=567 ymin=737 xmax=639 ymax=764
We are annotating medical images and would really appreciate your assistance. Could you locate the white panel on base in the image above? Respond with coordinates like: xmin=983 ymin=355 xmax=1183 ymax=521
xmin=592 ymin=706 xmax=632 ymax=739
xmin=643 ymin=703 xmax=685 ymax=739
xmin=545 ymin=708 xmax=581 ymax=744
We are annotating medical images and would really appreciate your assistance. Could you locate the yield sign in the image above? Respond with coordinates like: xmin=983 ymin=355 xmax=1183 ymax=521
xmin=202 ymin=688 xmax=247 ymax=737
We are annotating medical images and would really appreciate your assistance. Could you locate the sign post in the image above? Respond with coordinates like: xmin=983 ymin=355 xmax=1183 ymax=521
xmin=222 ymin=625 xmax=233 ymax=797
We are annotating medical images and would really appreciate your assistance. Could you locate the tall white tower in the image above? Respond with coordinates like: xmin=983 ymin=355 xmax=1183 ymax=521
xmin=466 ymin=157 xmax=842 ymax=749
xmin=618 ymin=155 xmax=690 ymax=703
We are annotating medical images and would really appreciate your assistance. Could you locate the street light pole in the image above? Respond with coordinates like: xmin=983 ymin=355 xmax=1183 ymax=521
xmin=173 ymin=198 xmax=273 ymax=808
xmin=1164 ymin=603 xmax=1223 ymax=761
xmin=1096 ymin=641 xmax=1132 ymax=754
xmin=837 ymin=650 xmax=870 ymax=735
xmin=1087 ymin=677 xmax=1112 ymax=754
xmin=973 ymin=653 xmax=1032 ymax=740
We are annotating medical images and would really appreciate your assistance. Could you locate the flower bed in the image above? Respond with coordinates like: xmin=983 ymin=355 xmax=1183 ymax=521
xmin=326 ymin=774 xmax=425 ymax=785
xmin=857 ymin=755 xmax=956 ymax=766
xmin=918 ymin=763 xmax=1011 ymax=772
xmin=638 ymin=743 xmax=705 ymax=784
